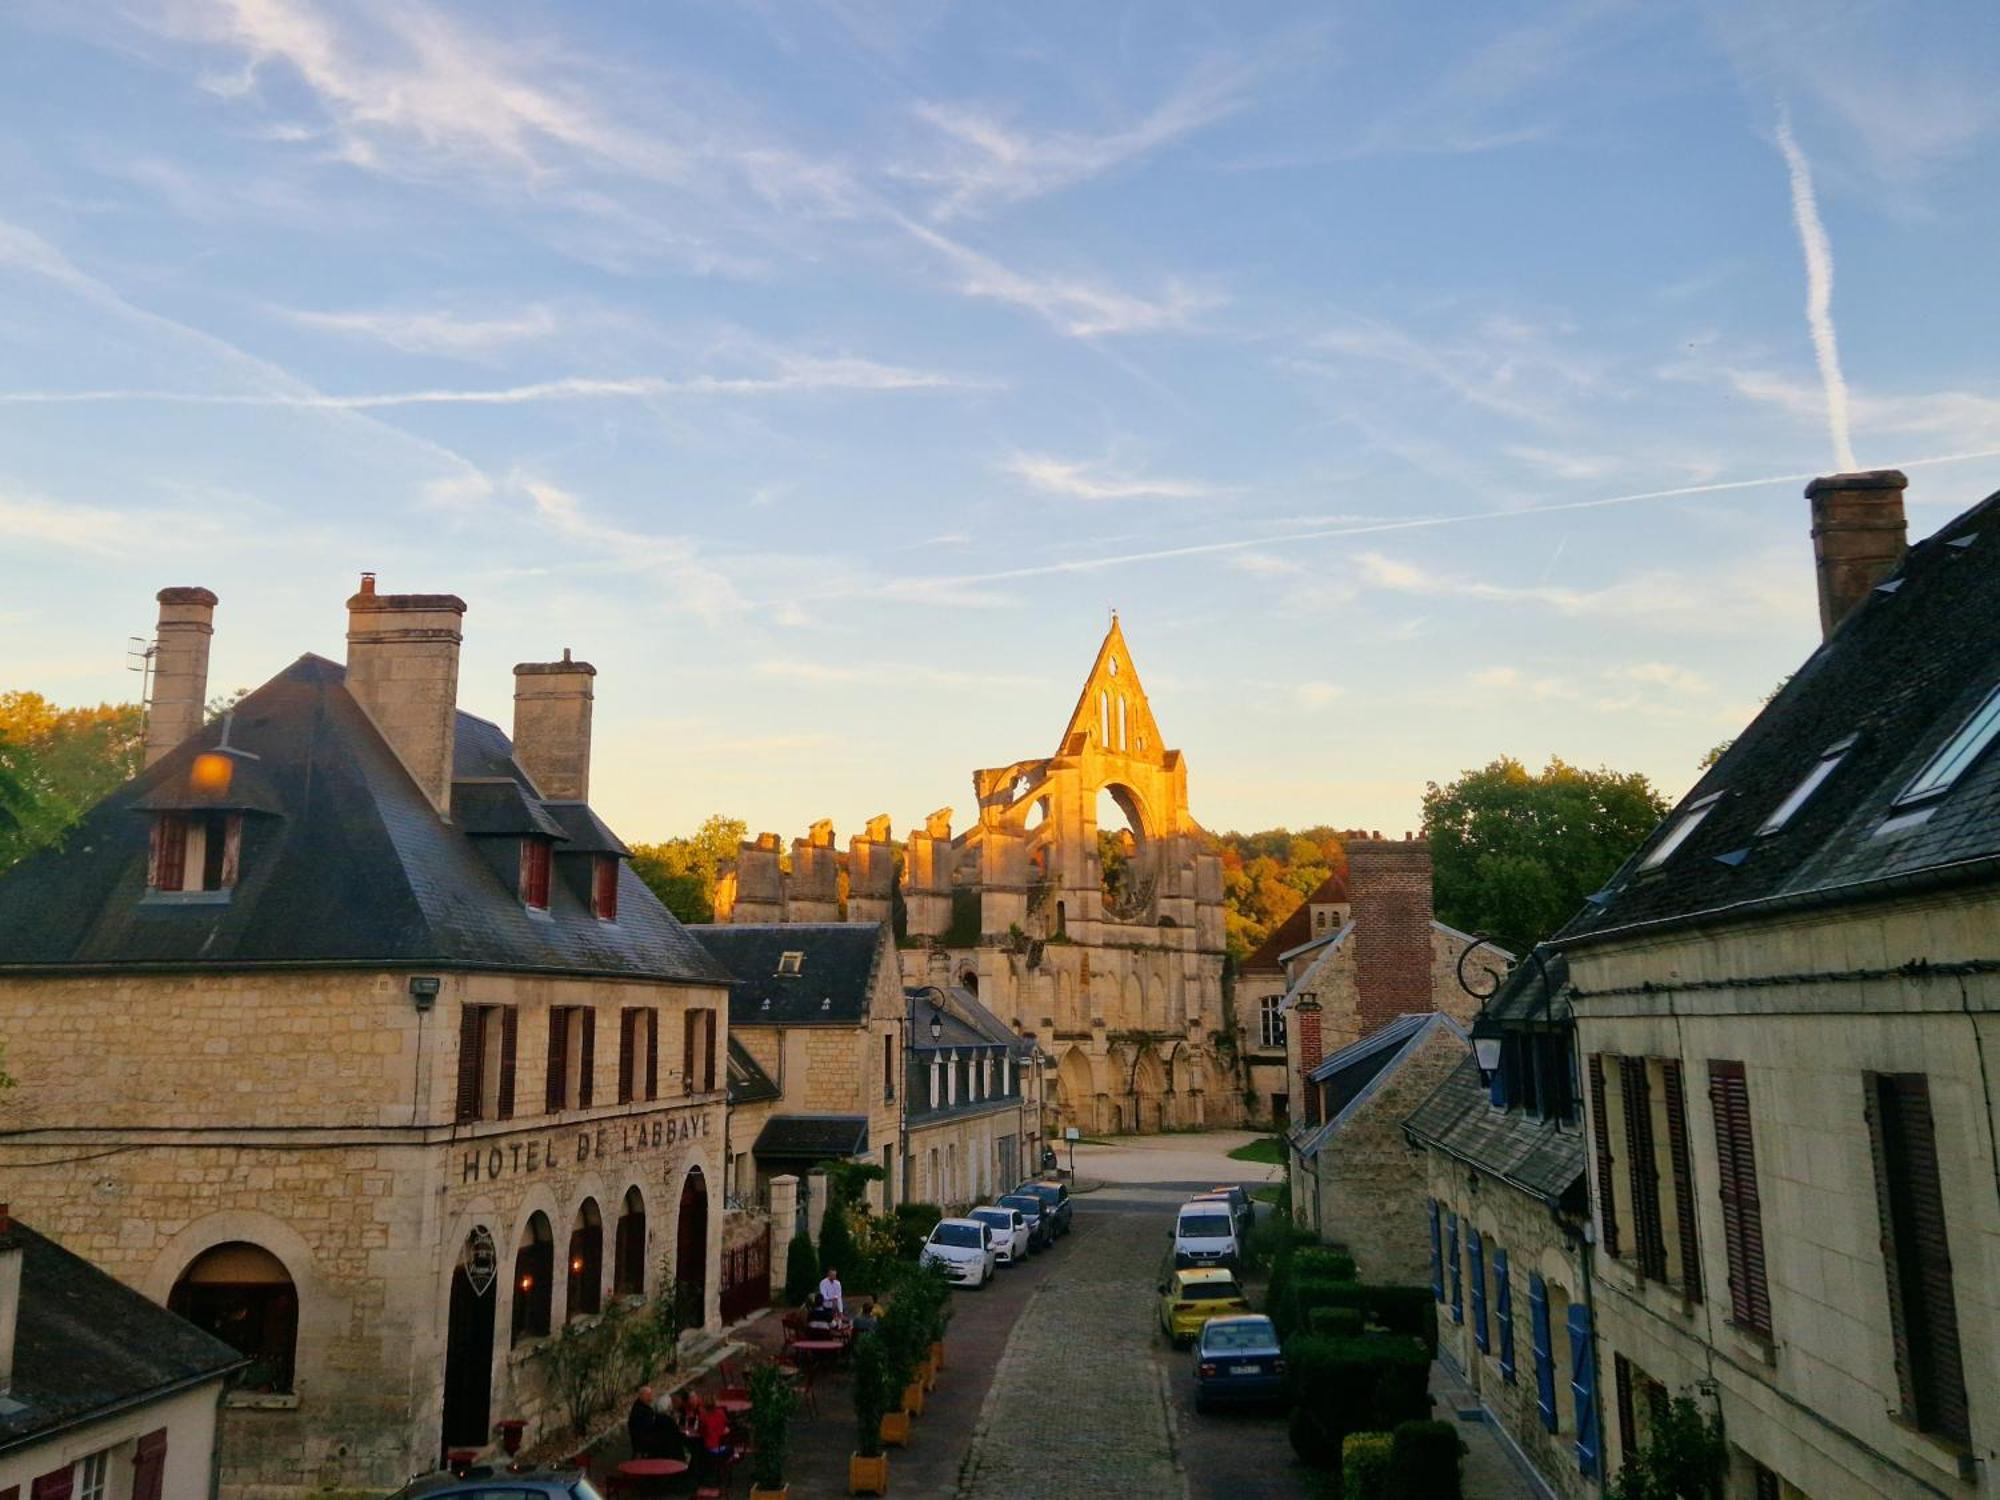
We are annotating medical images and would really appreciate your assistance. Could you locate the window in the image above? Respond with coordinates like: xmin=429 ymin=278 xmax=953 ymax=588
xmin=1662 ymin=1060 xmax=1702 ymax=1304
xmin=519 ymin=837 xmax=552 ymax=909
xmin=1568 ymin=1302 xmax=1600 ymax=1477
xmin=1447 ymin=1212 xmax=1462 ymax=1324
xmin=147 ymin=810 xmax=241 ymax=893
xmin=592 ymin=854 xmax=620 ymax=921
xmin=1759 ymin=737 xmax=1854 ymax=833
xmin=1529 ymin=1273 xmax=1556 ymax=1431
xmin=455 ymin=1004 xmax=517 ymax=1123
xmin=1619 ymin=1057 xmax=1669 ymax=1282
xmin=1494 ymin=1248 xmax=1515 ymax=1383
xmin=617 ymin=1008 xmax=658 ymax=1104
xmin=1639 ymin=792 xmax=1722 ymax=869
xmin=1709 ymin=1061 xmax=1771 ymax=1338
xmin=1898 ymin=682 xmax=2000 ymax=807
xmin=169 ymin=1242 xmax=297 ymax=1392
xmin=74 ymin=1449 xmax=109 ymax=1500
xmin=613 ymin=1187 xmax=646 ymax=1298
xmin=681 ymin=1008 xmax=717 ymax=1094
xmin=1865 ymin=1072 xmax=1969 ymax=1444
xmin=512 ymin=1213 xmax=554 ymax=1345
xmin=1469 ymin=1228 xmax=1488 ymax=1353
xmin=566 ymin=1199 xmax=602 ymax=1322
xmin=776 ymin=951 xmax=804 ymax=976
xmin=1258 ymin=995 xmax=1286 ymax=1049
xmin=883 ymin=1033 xmax=895 ymax=1102
xmin=1501 ymin=1031 xmax=1575 ymax=1121
xmin=546 ymin=1006 xmax=596 ymax=1112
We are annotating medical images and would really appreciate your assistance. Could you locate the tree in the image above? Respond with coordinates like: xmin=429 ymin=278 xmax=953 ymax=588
xmin=1605 ymin=1395 xmax=1725 ymax=1500
xmin=1422 ymin=757 xmax=1669 ymax=955
xmin=0 ymin=693 xmax=145 ymax=872
xmin=783 ymin=1226 xmax=819 ymax=1305
xmin=628 ymin=814 xmax=748 ymax=924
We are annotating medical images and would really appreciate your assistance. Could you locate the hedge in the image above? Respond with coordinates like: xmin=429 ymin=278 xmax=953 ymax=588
xmin=1292 ymin=1247 xmax=1358 ymax=1283
xmin=1341 ymin=1432 xmax=1393 ymax=1500
xmin=1289 ymin=1282 xmax=1438 ymax=1357
xmin=1284 ymin=1334 xmax=1433 ymax=1470
xmin=1383 ymin=1420 xmax=1464 ymax=1500
xmin=1310 ymin=1306 xmax=1365 ymax=1338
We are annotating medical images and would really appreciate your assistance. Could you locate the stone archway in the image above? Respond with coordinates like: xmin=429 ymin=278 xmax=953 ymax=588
xmin=675 ymin=1167 xmax=709 ymax=1324
xmin=440 ymin=1227 xmax=497 ymax=1457
xmin=1131 ymin=1048 xmax=1168 ymax=1133
xmin=1057 ymin=1046 xmax=1097 ymax=1134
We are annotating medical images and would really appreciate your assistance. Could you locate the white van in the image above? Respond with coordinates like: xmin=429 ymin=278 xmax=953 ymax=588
xmin=1171 ymin=1200 xmax=1240 ymax=1270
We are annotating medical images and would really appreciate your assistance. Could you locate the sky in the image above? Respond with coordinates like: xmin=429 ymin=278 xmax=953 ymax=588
xmin=2 ymin=1 xmax=1998 ymax=847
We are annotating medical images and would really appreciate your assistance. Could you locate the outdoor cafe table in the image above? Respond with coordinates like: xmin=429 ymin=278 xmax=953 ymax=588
xmin=615 ymin=1456 xmax=688 ymax=1494
xmin=791 ymin=1339 xmax=845 ymax=1359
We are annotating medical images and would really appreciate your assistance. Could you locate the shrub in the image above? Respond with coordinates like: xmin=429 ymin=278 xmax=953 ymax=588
xmin=1310 ymin=1306 xmax=1365 ymax=1338
xmin=819 ymin=1200 xmax=859 ymax=1281
xmin=1341 ymin=1432 xmax=1393 ymax=1500
xmin=1286 ymin=1282 xmax=1438 ymax=1356
xmin=891 ymin=1202 xmax=943 ymax=1257
xmin=1285 ymin=1334 xmax=1433 ymax=1470
xmin=852 ymin=1332 xmax=889 ymax=1458
xmin=1283 ymin=1273 xmax=1361 ymax=1340
xmin=748 ymin=1362 xmax=797 ymax=1491
xmin=1383 ymin=1420 xmax=1464 ymax=1500
xmin=1293 ymin=1248 xmax=1359 ymax=1282
xmin=783 ymin=1227 xmax=819 ymax=1305
xmin=1604 ymin=1394 xmax=1725 ymax=1500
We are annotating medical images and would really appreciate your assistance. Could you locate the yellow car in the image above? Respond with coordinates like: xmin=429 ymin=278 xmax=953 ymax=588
xmin=1157 ymin=1266 xmax=1251 ymax=1346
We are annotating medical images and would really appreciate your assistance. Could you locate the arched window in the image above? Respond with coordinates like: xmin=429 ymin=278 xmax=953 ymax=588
xmin=614 ymin=1187 xmax=647 ymax=1299
xmin=566 ymin=1199 xmax=603 ymax=1322
xmin=512 ymin=1213 xmax=554 ymax=1345
xmin=169 ymin=1242 xmax=297 ymax=1393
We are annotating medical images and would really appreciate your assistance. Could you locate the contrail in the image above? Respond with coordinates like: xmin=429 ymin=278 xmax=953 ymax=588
xmin=1776 ymin=112 xmax=1859 ymax=473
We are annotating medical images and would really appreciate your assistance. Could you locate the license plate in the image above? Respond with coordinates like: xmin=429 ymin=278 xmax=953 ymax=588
xmin=1229 ymin=1364 xmax=1263 ymax=1376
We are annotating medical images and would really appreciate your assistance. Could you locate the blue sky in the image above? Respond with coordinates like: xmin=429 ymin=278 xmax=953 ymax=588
xmin=3 ymin=1 xmax=1998 ymax=845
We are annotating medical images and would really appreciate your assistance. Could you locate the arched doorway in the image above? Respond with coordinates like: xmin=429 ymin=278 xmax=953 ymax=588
xmin=511 ymin=1213 xmax=553 ymax=1346
xmin=614 ymin=1187 xmax=647 ymax=1298
xmin=566 ymin=1199 xmax=602 ymax=1322
xmin=169 ymin=1242 xmax=297 ymax=1394
xmin=1132 ymin=1048 xmax=1168 ymax=1133
xmin=675 ymin=1168 xmax=709 ymax=1328
xmin=441 ymin=1227 xmax=497 ymax=1456
xmin=1057 ymin=1047 xmax=1095 ymax=1133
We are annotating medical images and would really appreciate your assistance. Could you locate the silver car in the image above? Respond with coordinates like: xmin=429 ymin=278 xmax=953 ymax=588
xmin=389 ymin=1468 xmax=604 ymax=1499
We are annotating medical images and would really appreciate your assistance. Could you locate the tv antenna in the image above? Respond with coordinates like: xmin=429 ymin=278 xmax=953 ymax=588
xmin=127 ymin=635 xmax=157 ymax=724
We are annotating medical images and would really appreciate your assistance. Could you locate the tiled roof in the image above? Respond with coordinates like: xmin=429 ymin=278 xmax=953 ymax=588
xmin=0 ymin=1218 xmax=245 ymax=1454
xmin=692 ymin=923 xmax=887 ymax=1027
xmin=1241 ymin=871 xmax=1348 ymax=973
xmin=1482 ymin=947 xmax=1570 ymax=1025
xmin=909 ymin=984 xmax=1022 ymax=1053
xmin=1296 ymin=1012 xmax=1465 ymax=1156
xmin=751 ymin=1114 xmax=870 ymax=1161
xmin=1403 ymin=1057 xmax=1587 ymax=1209
xmin=1561 ymin=488 xmax=2000 ymax=944
xmin=0 ymin=656 xmax=728 ymax=984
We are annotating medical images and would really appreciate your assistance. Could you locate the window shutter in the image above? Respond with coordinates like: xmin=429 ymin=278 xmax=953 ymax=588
xmin=154 ymin=813 xmax=188 ymax=891
xmin=1588 ymin=1055 xmax=1620 ymax=1258
xmin=1494 ymin=1249 xmax=1515 ymax=1383
xmin=618 ymin=1009 xmax=637 ymax=1104
xmin=1709 ymin=1061 xmax=1771 ymax=1337
xmin=1661 ymin=1059 xmax=1702 ymax=1303
xmin=683 ymin=1009 xmax=698 ymax=1093
xmin=1530 ymin=1274 xmax=1555 ymax=1430
xmin=30 ymin=1470 xmax=73 ymax=1500
xmin=455 ymin=1006 xmax=483 ymax=1123
xmin=1447 ymin=1213 xmax=1462 ymax=1324
xmin=1428 ymin=1200 xmax=1443 ymax=1302
xmin=1469 ymin=1229 xmax=1488 ymax=1352
xmin=547 ymin=1008 xmax=569 ymax=1112
xmin=578 ymin=1009 xmax=596 ymax=1109
xmin=1621 ymin=1057 xmax=1668 ymax=1280
xmin=497 ymin=1007 xmax=517 ymax=1121
xmin=594 ymin=855 xmax=619 ymax=921
xmin=131 ymin=1428 xmax=169 ymax=1500
xmin=702 ymin=1010 xmax=717 ymax=1093
xmin=644 ymin=1009 xmax=658 ymax=1100
xmin=1614 ymin=1353 xmax=1637 ymax=1468
xmin=1568 ymin=1300 xmax=1599 ymax=1477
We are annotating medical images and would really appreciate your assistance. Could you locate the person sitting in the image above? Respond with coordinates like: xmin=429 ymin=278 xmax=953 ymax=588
xmin=805 ymin=1291 xmax=837 ymax=1334
xmin=697 ymin=1394 xmax=734 ymax=1480
xmin=627 ymin=1385 xmax=661 ymax=1459
xmin=850 ymin=1298 xmax=881 ymax=1335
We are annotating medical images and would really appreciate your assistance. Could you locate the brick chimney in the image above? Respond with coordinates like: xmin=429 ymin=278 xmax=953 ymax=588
xmin=345 ymin=573 xmax=466 ymax=816
xmin=143 ymin=586 xmax=218 ymax=767
xmin=511 ymin=649 xmax=596 ymax=801
xmin=1293 ymin=1001 xmax=1325 ymax=1125
xmin=0 ymin=1203 xmax=20 ymax=1397
xmin=1348 ymin=834 xmax=1435 ymax=1036
xmin=1808 ymin=469 xmax=1908 ymax=639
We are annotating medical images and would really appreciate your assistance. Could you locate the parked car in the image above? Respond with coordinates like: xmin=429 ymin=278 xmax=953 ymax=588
xmin=389 ymin=1469 xmax=603 ymax=1499
xmin=1196 ymin=1185 xmax=1255 ymax=1241
xmin=1014 ymin=1179 xmax=1073 ymax=1235
xmin=1192 ymin=1315 xmax=1286 ymax=1414
xmin=998 ymin=1192 xmax=1054 ymax=1251
xmin=1170 ymin=1200 xmax=1240 ymax=1270
xmin=921 ymin=1216 xmax=997 ymax=1287
xmin=1157 ymin=1265 xmax=1252 ymax=1346
xmin=968 ymin=1204 xmax=1031 ymax=1264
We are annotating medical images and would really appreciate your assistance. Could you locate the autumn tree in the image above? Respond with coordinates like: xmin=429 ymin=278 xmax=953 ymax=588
xmin=0 ymin=692 xmax=146 ymax=872
xmin=629 ymin=814 xmax=749 ymax=924
xmin=1211 ymin=826 xmax=1348 ymax=963
xmin=1422 ymin=757 xmax=1668 ymax=955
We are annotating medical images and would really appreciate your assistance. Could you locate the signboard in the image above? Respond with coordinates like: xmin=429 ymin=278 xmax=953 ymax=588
xmin=1065 ymin=1126 xmax=1080 ymax=1141
xmin=463 ymin=1226 xmax=498 ymax=1297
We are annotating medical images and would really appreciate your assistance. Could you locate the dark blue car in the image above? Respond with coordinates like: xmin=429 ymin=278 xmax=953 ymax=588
xmin=1192 ymin=1314 xmax=1286 ymax=1414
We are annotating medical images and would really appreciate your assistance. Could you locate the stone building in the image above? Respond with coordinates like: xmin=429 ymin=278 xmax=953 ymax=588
xmin=902 ymin=984 xmax=1037 ymax=1210
xmin=0 ymin=579 xmax=735 ymax=1495
xmin=0 ymin=1207 xmax=245 ymax=1499
xmin=1237 ymin=871 xmax=1350 ymax=1128
xmin=1559 ymin=471 xmax=2000 ymax=1498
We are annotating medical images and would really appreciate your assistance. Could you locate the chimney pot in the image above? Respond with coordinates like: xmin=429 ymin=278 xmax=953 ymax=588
xmin=511 ymin=653 xmax=597 ymax=801
xmin=1808 ymin=469 xmax=1908 ymax=639
xmin=345 ymin=580 xmax=467 ymax=816
xmin=143 ymin=586 xmax=218 ymax=767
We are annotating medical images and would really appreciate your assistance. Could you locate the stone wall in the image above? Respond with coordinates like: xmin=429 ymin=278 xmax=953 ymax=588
xmin=906 ymin=1101 xmax=1028 ymax=1212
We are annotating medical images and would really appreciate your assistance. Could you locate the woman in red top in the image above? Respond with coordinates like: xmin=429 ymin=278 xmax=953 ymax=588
xmin=698 ymin=1397 xmax=733 ymax=1478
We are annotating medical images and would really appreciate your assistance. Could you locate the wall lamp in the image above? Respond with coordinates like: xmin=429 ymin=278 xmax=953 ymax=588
xmin=408 ymin=975 xmax=441 ymax=1012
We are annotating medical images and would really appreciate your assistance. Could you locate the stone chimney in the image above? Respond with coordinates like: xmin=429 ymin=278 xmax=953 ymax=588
xmin=0 ymin=1203 xmax=20 ymax=1397
xmin=1348 ymin=834 xmax=1436 ymax=1037
xmin=143 ymin=586 xmax=218 ymax=767
xmin=1808 ymin=469 xmax=1908 ymax=639
xmin=344 ymin=573 xmax=466 ymax=816
xmin=512 ymin=649 xmax=597 ymax=801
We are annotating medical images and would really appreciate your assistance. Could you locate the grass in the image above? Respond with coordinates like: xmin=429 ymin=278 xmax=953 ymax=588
xmin=1227 ymin=1135 xmax=1287 ymax=1165
xmin=1250 ymin=1183 xmax=1283 ymax=1204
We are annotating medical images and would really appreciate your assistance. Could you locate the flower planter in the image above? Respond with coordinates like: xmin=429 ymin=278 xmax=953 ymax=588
xmin=929 ymin=1340 xmax=945 ymax=1371
xmin=919 ymin=1357 xmax=936 ymax=1391
xmin=901 ymin=1381 xmax=925 ymax=1416
xmin=879 ymin=1411 xmax=911 ymax=1448
xmin=751 ymin=1487 xmax=790 ymax=1500
xmin=849 ymin=1452 xmax=890 ymax=1495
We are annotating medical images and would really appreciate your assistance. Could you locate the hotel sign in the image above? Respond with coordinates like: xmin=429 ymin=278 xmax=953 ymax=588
xmin=458 ymin=1110 xmax=714 ymax=1186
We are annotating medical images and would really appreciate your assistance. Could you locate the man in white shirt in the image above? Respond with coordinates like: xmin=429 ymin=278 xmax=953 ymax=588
xmin=817 ymin=1267 xmax=844 ymax=1315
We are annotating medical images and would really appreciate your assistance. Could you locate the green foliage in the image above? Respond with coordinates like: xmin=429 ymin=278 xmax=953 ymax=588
xmin=619 ymin=1254 xmax=687 ymax=1378
xmin=1209 ymin=825 xmax=1349 ymax=965
xmin=1284 ymin=1283 xmax=1437 ymax=1356
xmin=943 ymin=887 xmax=982 ymax=947
xmin=627 ymin=814 xmax=747 ymax=925
xmin=1227 ymin=1135 xmax=1287 ymax=1164
xmin=818 ymin=1199 xmax=859 ymax=1281
xmin=1311 ymin=1306 xmax=1366 ymax=1338
xmin=1285 ymin=1334 xmax=1433 ymax=1470
xmin=875 ymin=1260 xmax=949 ymax=1398
xmin=747 ymin=1362 xmax=797 ymax=1490
xmin=1422 ymin=756 xmax=1669 ymax=954
xmin=852 ymin=1332 xmax=890 ymax=1458
xmin=1383 ymin=1420 xmax=1464 ymax=1500
xmin=543 ymin=1302 xmax=631 ymax=1436
xmin=1293 ymin=1248 xmax=1359 ymax=1281
xmin=892 ymin=1202 xmax=943 ymax=1253
xmin=0 ymin=693 xmax=145 ymax=872
xmin=1605 ymin=1396 xmax=1726 ymax=1500
xmin=822 ymin=1160 xmax=885 ymax=1210
xmin=784 ymin=1226 xmax=820 ymax=1305
xmin=1341 ymin=1432 xmax=1393 ymax=1500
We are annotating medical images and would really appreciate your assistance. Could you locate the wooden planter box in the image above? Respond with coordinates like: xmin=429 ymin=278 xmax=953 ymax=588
xmin=849 ymin=1452 xmax=890 ymax=1495
xmin=880 ymin=1411 xmax=911 ymax=1448
xmin=901 ymin=1381 xmax=925 ymax=1417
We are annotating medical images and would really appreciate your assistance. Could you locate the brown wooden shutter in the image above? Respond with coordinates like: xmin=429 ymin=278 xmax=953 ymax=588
xmin=455 ymin=1005 xmax=483 ymax=1123
xmin=547 ymin=1007 xmax=570 ymax=1112
xmin=3 ymin=1484 xmax=19 ymax=1500
xmin=644 ymin=1009 xmax=659 ymax=1100
xmin=1709 ymin=1060 xmax=1771 ymax=1337
xmin=1588 ymin=1054 xmax=1621 ymax=1258
xmin=702 ymin=1010 xmax=717 ymax=1092
xmin=618 ymin=1009 xmax=637 ymax=1104
xmin=1621 ymin=1057 xmax=1668 ymax=1280
xmin=684 ymin=1008 xmax=698 ymax=1094
xmin=1614 ymin=1353 xmax=1637 ymax=1467
xmin=1661 ymin=1059 xmax=1702 ymax=1303
xmin=154 ymin=813 xmax=187 ymax=891
xmin=497 ymin=1007 xmax=518 ymax=1120
xmin=30 ymin=1469 xmax=73 ymax=1500
xmin=594 ymin=855 xmax=619 ymax=920
xmin=131 ymin=1428 xmax=169 ymax=1500
xmin=578 ymin=1008 xmax=596 ymax=1108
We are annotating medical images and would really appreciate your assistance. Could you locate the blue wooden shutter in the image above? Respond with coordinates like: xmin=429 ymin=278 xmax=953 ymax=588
xmin=1495 ymin=1249 xmax=1515 ymax=1382
xmin=1428 ymin=1200 xmax=1444 ymax=1301
xmin=1448 ymin=1213 xmax=1462 ymax=1324
xmin=1530 ymin=1274 xmax=1555 ymax=1430
xmin=1568 ymin=1301 xmax=1600 ymax=1477
xmin=1470 ymin=1229 xmax=1488 ymax=1352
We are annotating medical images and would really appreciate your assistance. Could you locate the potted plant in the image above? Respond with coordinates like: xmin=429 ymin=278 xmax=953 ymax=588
xmin=878 ymin=1274 xmax=926 ymax=1419
xmin=849 ymin=1333 xmax=891 ymax=1494
xmin=748 ymin=1363 xmax=798 ymax=1498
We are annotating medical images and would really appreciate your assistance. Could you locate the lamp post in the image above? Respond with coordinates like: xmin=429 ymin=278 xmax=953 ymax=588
xmin=898 ymin=986 xmax=947 ymax=1207
xmin=1456 ymin=938 xmax=1553 ymax=1088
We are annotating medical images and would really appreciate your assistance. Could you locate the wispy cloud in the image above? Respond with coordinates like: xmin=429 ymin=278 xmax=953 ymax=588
xmin=1504 ymin=444 xmax=1618 ymax=481
xmin=1310 ymin=314 xmax=1603 ymax=431
xmin=1774 ymin=111 xmax=1857 ymax=472
xmin=1608 ymin=662 xmax=1711 ymax=695
xmin=278 ymin=304 xmax=562 ymax=355
xmin=0 ymin=490 xmax=130 ymax=553
xmin=752 ymin=658 xmax=1046 ymax=690
xmin=519 ymin=477 xmax=743 ymax=623
xmin=1004 ymin=452 xmax=1220 ymax=502
xmin=1293 ymin=680 xmax=1343 ymax=709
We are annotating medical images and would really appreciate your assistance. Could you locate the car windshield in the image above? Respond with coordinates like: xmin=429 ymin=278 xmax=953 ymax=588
xmin=970 ymin=1210 xmax=1009 ymax=1228
xmin=1178 ymin=1214 xmax=1232 ymax=1239
xmin=1180 ymin=1279 xmax=1243 ymax=1301
xmin=999 ymin=1197 xmax=1039 ymax=1216
xmin=931 ymin=1222 xmax=982 ymax=1248
xmin=1203 ymin=1321 xmax=1276 ymax=1352
xmin=574 ymin=1484 xmax=607 ymax=1500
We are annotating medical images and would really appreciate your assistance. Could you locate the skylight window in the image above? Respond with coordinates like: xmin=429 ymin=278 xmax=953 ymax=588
xmin=776 ymin=951 xmax=804 ymax=976
xmin=1639 ymin=792 xmax=1722 ymax=870
xmin=1897 ymin=683 xmax=2000 ymax=807
xmin=1758 ymin=736 xmax=1855 ymax=835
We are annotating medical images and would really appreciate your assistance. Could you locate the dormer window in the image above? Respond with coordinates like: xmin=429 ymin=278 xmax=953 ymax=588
xmin=776 ymin=951 xmax=804 ymax=976
xmin=149 ymin=811 xmax=241 ymax=893
xmin=591 ymin=854 xmax=619 ymax=922
xmin=1639 ymin=792 xmax=1722 ymax=870
xmin=1759 ymin=735 xmax=1856 ymax=835
xmin=1897 ymin=682 xmax=2000 ymax=808
xmin=520 ymin=837 xmax=552 ymax=910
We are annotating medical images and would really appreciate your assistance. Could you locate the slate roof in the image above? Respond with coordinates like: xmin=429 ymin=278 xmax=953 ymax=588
xmin=1295 ymin=1012 xmax=1465 ymax=1157
xmin=726 ymin=1036 xmax=780 ymax=1106
xmin=1561 ymin=488 xmax=2000 ymax=945
xmin=691 ymin=923 xmax=888 ymax=1027
xmin=1481 ymin=947 xmax=1570 ymax=1026
xmin=908 ymin=984 xmax=1023 ymax=1054
xmin=1403 ymin=1056 xmax=1588 ymax=1210
xmin=752 ymin=1114 xmax=870 ymax=1161
xmin=0 ymin=1217 xmax=245 ymax=1454
xmin=0 ymin=655 xmax=728 ymax=984
xmin=1241 ymin=872 xmax=1348 ymax=974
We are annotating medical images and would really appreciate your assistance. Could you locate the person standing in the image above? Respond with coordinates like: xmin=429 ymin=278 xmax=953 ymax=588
xmin=817 ymin=1266 xmax=844 ymax=1315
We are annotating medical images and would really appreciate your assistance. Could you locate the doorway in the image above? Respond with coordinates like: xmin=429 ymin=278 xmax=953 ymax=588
xmin=441 ymin=1230 xmax=497 ymax=1457
xmin=675 ymin=1167 xmax=709 ymax=1326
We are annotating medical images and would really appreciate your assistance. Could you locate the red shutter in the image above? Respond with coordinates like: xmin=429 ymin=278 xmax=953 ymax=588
xmin=619 ymin=1009 xmax=637 ymax=1104
xmin=644 ymin=1009 xmax=659 ymax=1101
xmin=455 ymin=1005 xmax=483 ymax=1123
xmin=30 ymin=1470 xmax=72 ymax=1500
xmin=497 ymin=1007 xmax=518 ymax=1121
xmin=702 ymin=1010 xmax=717 ymax=1093
xmin=131 ymin=1428 xmax=169 ymax=1500
xmin=152 ymin=813 xmax=188 ymax=891
xmin=594 ymin=855 xmax=619 ymax=921
xmin=1588 ymin=1055 xmax=1621 ymax=1258
xmin=521 ymin=839 xmax=551 ymax=909
xmin=1709 ymin=1061 xmax=1771 ymax=1337
xmin=547 ymin=1008 xmax=570 ymax=1112
xmin=1621 ymin=1057 xmax=1668 ymax=1280
xmin=683 ymin=1009 xmax=698 ymax=1094
xmin=1662 ymin=1059 xmax=1702 ymax=1303
xmin=578 ymin=1009 xmax=597 ymax=1108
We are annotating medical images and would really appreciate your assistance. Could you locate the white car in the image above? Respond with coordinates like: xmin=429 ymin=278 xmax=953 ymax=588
xmin=1170 ymin=1200 xmax=1240 ymax=1271
xmin=968 ymin=1204 xmax=1030 ymax=1265
xmin=921 ymin=1217 xmax=997 ymax=1287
